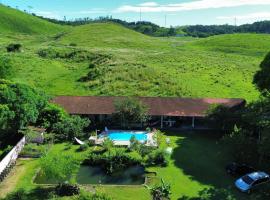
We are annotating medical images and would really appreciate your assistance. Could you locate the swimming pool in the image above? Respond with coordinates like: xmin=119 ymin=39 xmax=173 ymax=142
xmin=101 ymin=131 xmax=148 ymax=141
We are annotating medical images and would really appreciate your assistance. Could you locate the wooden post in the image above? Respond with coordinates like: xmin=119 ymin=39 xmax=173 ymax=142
xmin=161 ymin=116 xmax=164 ymax=129
xmin=192 ymin=117 xmax=195 ymax=129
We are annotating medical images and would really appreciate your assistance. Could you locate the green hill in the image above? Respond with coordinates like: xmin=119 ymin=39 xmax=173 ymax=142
xmin=0 ymin=9 xmax=267 ymax=102
xmin=190 ymin=33 xmax=270 ymax=56
xmin=0 ymin=5 xmax=65 ymax=34
xmin=59 ymin=22 xmax=171 ymax=50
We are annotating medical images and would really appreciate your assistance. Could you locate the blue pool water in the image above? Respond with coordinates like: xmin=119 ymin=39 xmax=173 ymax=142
xmin=105 ymin=131 xmax=148 ymax=141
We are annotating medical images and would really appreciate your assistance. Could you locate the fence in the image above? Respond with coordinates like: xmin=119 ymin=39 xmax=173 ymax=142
xmin=0 ymin=137 xmax=26 ymax=178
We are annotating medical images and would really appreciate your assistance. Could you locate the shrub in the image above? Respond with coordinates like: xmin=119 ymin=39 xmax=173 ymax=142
xmin=0 ymin=145 xmax=13 ymax=160
xmin=87 ymin=147 xmax=142 ymax=174
xmin=6 ymin=43 xmax=22 ymax=52
xmin=101 ymin=138 xmax=114 ymax=151
xmin=20 ymin=144 xmax=48 ymax=158
xmin=145 ymin=179 xmax=171 ymax=200
xmin=146 ymin=149 xmax=168 ymax=167
xmin=55 ymin=183 xmax=80 ymax=196
xmin=79 ymin=143 xmax=89 ymax=151
xmin=0 ymin=55 xmax=13 ymax=79
xmin=69 ymin=43 xmax=77 ymax=47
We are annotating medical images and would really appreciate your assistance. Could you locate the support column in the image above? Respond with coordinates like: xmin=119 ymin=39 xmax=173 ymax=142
xmin=192 ymin=117 xmax=195 ymax=129
xmin=161 ymin=116 xmax=164 ymax=129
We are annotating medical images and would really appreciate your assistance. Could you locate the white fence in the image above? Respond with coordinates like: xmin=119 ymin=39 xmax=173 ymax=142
xmin=0 ymin=137 xmax=26 ymax=175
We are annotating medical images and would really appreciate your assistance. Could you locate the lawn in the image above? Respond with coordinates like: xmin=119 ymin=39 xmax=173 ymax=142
xmin=0 ymin=131 xmax=260 ymax=200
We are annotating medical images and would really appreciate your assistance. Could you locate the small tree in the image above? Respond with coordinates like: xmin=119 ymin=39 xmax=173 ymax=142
xmin=40 ymin=152 xmax=80 ymax=183
xmin=52 ymin=116 xmax=90 ymax=141
xmin=101 ymin=138 xmax=114 ymax=151
xmin=113 ymin=97 xmax=149 ymax=129
xmin=254 ymin=52 xmax=270 ymax=92
xmin=145 ymin=179 xmax=171 ymax=200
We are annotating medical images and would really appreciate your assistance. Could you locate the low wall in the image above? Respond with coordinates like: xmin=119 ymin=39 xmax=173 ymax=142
xmin=0 ymin=137 xmax=26 ymax=176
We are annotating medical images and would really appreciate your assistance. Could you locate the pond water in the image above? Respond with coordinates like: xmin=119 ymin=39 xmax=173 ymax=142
xmin=76 ymin=165 xmax=145 ymax=185
xmin=34 ymin=165 xmax=145 ymax=185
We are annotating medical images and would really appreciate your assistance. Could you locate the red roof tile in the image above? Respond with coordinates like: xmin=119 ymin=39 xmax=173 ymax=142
xmin=51 ymin=96 xmax=246 ymax=117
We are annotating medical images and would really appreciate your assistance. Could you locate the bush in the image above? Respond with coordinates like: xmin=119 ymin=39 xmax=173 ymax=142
xmin=101 ymin=138 xmax=114 ymax=151
xmin=0 ymin=145 xmax=13 ymax=159
xmin=69 ymin=43 xmax=77 ymax=47
xmin=87 ymin=147 xmax=142 ymax=174
xmin=6 ymin=43 xmax=22 ymax=52
xmin=79 ymin=143 xmax=89 ymax=151
xmin=55 ymin=183 xmax=80 ymax=196
xmin=20 ymin=144 xmax=48 ymax=158
xmin=0 ymin=55 xmax=13 ymax=79
xmin=145 ymin=179 xmax=171 ymax=200
xmin=146 ymin=149 xmax=168 ymax=167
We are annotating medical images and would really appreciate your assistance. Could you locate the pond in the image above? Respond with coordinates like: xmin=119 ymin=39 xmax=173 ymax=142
xmin=34 ymin=165 xmax=146 ymax=185
xmin=77 ymin=165 xmax=145 ymax=185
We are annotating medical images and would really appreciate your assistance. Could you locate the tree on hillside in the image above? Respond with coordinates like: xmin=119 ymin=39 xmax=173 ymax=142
xmin=113 ymin=97 xmax=149 ymax=129
xmin=254 ymin=52 xmax=270 ymax=92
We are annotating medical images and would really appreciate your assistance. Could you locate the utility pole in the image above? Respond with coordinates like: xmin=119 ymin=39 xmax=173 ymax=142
xmin=140 ymin=8 xmax=142 ymax=22
xmin=165 ymin=14 xmax=167 ymax=27
xmin=234 ymin=17 xmax=237 ymax=27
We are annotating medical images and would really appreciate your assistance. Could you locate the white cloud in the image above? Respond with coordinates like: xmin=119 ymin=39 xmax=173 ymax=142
xmin=139 ymin=2 xmax=159 ymax=7
xmin=217 ymin=12 xmax=270 ymax=20
xmin=115 ymin=0 xmax=270 ymax=13
xmin=34 ymin=10 xmax=62 ymax=19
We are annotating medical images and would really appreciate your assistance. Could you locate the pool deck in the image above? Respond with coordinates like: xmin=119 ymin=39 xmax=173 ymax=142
xmin=91 ymin=131 xmax=157 ymax=147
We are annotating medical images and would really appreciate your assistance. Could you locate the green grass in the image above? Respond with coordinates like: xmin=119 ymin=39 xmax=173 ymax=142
xmin=0 ymin=5 xmax=266 ymax=101
xmin=0 ymin=5 xmax=66 ymax=35
xmin=0 ymin=132 xmax=263 ymax=200
xmin=0 ymin=22 xmax=264 ymax=101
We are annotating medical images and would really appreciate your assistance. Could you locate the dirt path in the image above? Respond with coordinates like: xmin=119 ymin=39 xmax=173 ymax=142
xmin=0 ymin=160 xmax=28 ymax=198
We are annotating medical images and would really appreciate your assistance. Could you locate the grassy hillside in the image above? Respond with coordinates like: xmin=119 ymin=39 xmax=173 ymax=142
xmin=191 ymin=33 xmax=270 ymax=57
xmin=59 ymin=23 xmax=175 ymax=50
xmin=0 ymin=5 xmax=65 ymax=34
xmin=0 ymin=17 xmax=267 ymax=101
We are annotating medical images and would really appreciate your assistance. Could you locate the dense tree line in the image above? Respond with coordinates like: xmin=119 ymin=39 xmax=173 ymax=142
xmin=182 ymin=21 xmax=270 ymax=37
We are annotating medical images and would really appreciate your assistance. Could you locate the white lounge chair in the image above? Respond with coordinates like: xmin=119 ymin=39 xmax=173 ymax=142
xmin=105 ymin=127 xmax=109 ymax=132
xmin=74 ymin=137 xmax=85 ymax=145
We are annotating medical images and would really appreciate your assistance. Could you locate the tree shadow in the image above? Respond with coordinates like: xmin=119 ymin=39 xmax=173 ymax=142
xmin=165 ymin=131 xmax=250 ymax=200
xmin=177 ymin=188 xmax=235 ymax=200
xmin=2 ymin=187 xmax=55 ymax=200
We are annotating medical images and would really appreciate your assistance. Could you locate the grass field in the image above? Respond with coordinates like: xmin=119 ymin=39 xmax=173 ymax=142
xmin=0 ymin=4 xmax=266 ymax=102
xmin=0 ymin=132 xmax=261 ymax=200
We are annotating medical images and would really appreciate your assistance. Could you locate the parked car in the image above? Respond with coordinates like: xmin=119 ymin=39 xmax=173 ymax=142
xmin=226 ymin=162 xmax=255 ymax=176
xmin=235 ymin=172 xmax=270 ymax=193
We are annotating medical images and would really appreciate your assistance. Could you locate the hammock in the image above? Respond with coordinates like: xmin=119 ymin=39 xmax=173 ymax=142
xmin=74 ymin=137 xmax=85 ymax=145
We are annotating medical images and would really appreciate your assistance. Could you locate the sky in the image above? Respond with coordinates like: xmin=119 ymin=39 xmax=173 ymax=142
xmin=3 ymin=0 xmax=270 ymax=27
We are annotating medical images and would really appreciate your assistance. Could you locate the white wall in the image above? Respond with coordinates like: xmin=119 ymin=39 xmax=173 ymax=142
xmin=0 ymin=137 xmax=26 ymax=175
